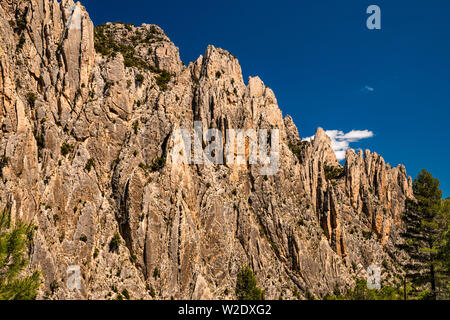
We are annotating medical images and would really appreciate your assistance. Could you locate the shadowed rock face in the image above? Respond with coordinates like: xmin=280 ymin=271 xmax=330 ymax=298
xmin=0 ymin=0 xmax=412 ymax=300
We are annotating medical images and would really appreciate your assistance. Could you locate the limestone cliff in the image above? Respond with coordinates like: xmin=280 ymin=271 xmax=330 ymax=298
xmin=0 ymin=0 xmax=412 ymax=300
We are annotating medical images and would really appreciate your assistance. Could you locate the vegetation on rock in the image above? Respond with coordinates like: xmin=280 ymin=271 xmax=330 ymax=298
xmin=236 ymin=266 xmax=264 ymax=300
xmin=0 ymin=209 xmax=41 ymax=300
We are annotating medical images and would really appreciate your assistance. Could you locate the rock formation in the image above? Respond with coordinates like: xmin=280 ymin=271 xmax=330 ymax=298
xmin=0 ymin=0 xmax=413 ymax=300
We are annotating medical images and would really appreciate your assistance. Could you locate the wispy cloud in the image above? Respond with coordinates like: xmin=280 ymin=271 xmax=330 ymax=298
xmin=304 ymin=130 xmax=374 ymax=161
xmin=362 ymin=85 xmax=375 ymax=93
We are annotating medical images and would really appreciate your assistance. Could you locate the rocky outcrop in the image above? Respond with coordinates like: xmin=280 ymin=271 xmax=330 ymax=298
xmin=0 ymin=0 xmax=412 ymax=300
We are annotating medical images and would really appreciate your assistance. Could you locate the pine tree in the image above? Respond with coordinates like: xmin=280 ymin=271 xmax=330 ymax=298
xmin=235 ymin=266 xmax=264 ymax=300
xmin=0 ymin=208 xmax=41 ymax=300
xmin=435 ymin=198 xmax=450 ymax=298
xmin=399 ymin=169 xmax=442 ymax=299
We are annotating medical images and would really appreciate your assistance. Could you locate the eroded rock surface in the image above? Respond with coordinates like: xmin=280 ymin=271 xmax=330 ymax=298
xmin=0 ymin=0 xmax=412 ymax=300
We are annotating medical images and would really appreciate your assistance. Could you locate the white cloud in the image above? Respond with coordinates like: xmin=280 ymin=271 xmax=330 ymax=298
xmin=303 ymin=129 xmax=374 ymax=161
xmin=363 ymin=85 xmax=375 ymax=93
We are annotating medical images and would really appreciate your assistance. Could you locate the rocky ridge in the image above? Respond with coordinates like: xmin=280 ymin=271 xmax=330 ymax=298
xmin=0 ymin=0 xmax=412 ymax=300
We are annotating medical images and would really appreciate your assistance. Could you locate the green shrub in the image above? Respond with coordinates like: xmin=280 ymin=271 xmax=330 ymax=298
xmin=288 ymin=141 xmax=308 ymax=162
xmin=121 ymin=289 xmax=130 ymax=300
xmin=79 ymin=234 xmax=88 ymax=242
xmin=135 ymin=73 xmax=144 ymax=84
xmin=50 ymin=280 xmax=59 ymax=294
xmin=150 ymin=157 xmax=166 ymax=172
xmin=16 ymin=35 xmax=26 ymax=52
xmin=155 ymin=70 xmax=173 ymax=91
xmin=235 ymin=266 xmax=264 ymax=300
xmin=324 ymin=165 xmax=345 ymax=181
xmin=133 ymin=121 xmax=139 ymax=134
xmin=153 ymin=267 xmax=161 ymax=279
xmin=325 ymin=279 xmax=403 ymax=300
xmin=362 ymin=230 xmax=373 ymax=240
xmin=85 ymin=159 xmax=95 ymax=173
xmin=61 ymin=143 xmax=74 ymax=157
xmin=13 ymin=17 xmax=27 ymax=33
xmin=148 ymin=285 xmax=156 ymax=298
xmin=109 ymin=233 xmax=121 ymax=253
xmin=0 ymin=156 xmax=10 ymax=175
xmin=26 ymin=93 xmax=37 ymax=108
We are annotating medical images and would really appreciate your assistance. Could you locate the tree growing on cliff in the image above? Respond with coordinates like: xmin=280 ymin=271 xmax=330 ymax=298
xmin=235 ymin=266 xmax=264 ymax=300
xmin=399 ymin=169 xmax=443 ymax=299
xmin=0 ymin=209 xmax=41 ymax=300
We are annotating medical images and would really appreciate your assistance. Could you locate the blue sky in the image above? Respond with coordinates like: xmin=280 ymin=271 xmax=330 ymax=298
xmin=81 ymin=0 xmax=450 ymax=197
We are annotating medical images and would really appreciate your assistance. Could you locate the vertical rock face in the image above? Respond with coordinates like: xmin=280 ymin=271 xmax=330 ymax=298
xmin=0 ymin=0 xmax=412 ymax=300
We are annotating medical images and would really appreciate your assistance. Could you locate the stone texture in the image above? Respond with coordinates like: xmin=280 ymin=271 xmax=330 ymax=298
xmin=0 ymin=0 xmax=412 ymax=300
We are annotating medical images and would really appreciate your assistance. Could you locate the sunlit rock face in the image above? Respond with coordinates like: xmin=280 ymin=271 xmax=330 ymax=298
xmin=0 ymin=0 xmax=412 ymax=300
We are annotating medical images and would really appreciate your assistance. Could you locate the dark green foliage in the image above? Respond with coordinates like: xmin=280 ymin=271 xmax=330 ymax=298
xmin=130 ymin=252 xmax=137 ymax=263
xmin=109 ymin=233 xmax=121 ymax=253
xmin=292 ymin=287 xmax=301 ymax=300
xmin=153 ymin=267 xmax=161 ymax=279
xmin=12 ymin=17 xmax=27 ymax=34
xmin=288 ymin=140 xmax=310 ymax=162
xmin=85 ymin=159 xmax=95 ymax=173
xmin=324 ymin=165 xmax=345 ymax=181
xmin=16 ymin=35 xmax=26 ymax=52
xmin=94 ymin=24 xmax=172 ymax=91
xmin=133 ymin=121 xmax=139 ymax=134
xmin=95 ymin=24 xmax=149 ymax=69
xmin=79 ymin=234 xmax=88 ymax=243
xmin=398 ymin=169 xmax=448 ymax=299
xmin=288 ymin=141 xmax=302 ymax=161
xmin=0 ymin=156 xmax=9 ymax=178
xmin=305 ymin=290 xmax=316 ymax=300
xmin=150 ymin=157 xmax=166 ymax=172
xmin=124 ymin=23 xmax=134 ymax=32
xmin=362 ymin=230 xmax=374 ymax=240
xmin=216 ymin=71 xmax=221 ymax=79
xmin=135 ymin=73 xmax=144 ymax=85
xmin=26 ymin=93 xmax=36 ymax=108
xmin=0 ymin=209 xmax=41 ymax=300
xmin=61 ymin=143 xmax=74 ymax=157
xmin=155 ymin=70 xmax=173 ymax=91
xmin=11 ymin=17 xmax=27 ymax=52
xmin=50 ymin=280 xmax=59 ymax=294
xmin=139 ymin=158 xmax=165 ymax=173
xmin=148 ymin=285 xmax=156 ymax=298
xmin=35 ymin=133 xmax=45 ymax=156
xmin=121 ymin=289 xmax=130 ymax=300
xmin=436 ymin=199 xmax=450 ymax=297
xmin=325 ymin=279 xmax=403 ymax=300
xmin=235 ymin=266 xmax=264 ymax=300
